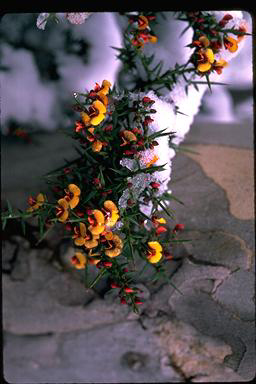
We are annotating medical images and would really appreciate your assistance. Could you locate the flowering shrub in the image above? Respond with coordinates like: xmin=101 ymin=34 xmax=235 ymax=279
xmin=2 ymin=11 xmax=249 ymax=313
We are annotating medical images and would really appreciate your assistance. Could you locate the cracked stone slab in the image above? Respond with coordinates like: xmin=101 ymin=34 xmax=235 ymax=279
xmin=212 ymin=269 xmax=255 ymax=322
xmin=169 ymin=153 xmax=255 ymax=264
xmin=3 ymin=253 xmax=132 ymax=335
xmin=3 ymin=321 xmax=182 ymax=383
xmin=152 ymin=317 xmax=244 ymax=382
xmin=182 ymin=144 xmax=254 ymax=221
xmin=167 ymin=259 xmax=255 ymax=381
xmin=183 ymin=229 xmax=253 ymax=271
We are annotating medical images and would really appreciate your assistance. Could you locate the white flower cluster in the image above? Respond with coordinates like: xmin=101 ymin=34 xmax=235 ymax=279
xmin=119 ymin=91 xmax=176 ymax=215
xmin=65 ymin=13 xmax=92 ymax=25
xmin=36 ymin=12 xmax=92 ymax=30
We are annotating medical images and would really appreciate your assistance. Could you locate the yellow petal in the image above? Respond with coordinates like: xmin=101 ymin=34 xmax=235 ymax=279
xmin=84 ymin=238 xmax=99 ymax=249
xmin=123 ymin=130 xmax=137 ymax=142
xmin=225 ymin=36 xmax=238 ymax=52
xmin=68 ymin=184 xmax=81 ymax=197
xmin=156 ymin=218 xmax=167 ymax=224
xmin=58 ymin=210 xmax=69 ymax=223
xmin=199 ymin=35 xmax=210 ymax=47
xmin=79 ymin=222 xmax=87 ymax=237
xmin=149 ymin=35 xmax=158 ymax=43
xmin=81 ymin=112 xmax=90 ymax=125
xmin=205 ymin=48 xmax=214 ymax=64
xmin=215 ymin=59 xmax=228 ymax=67
xmin=105 ymin=211 xmax=119 ymax=227
xmin=93 ymin=209 xmax=105 ymax=225
xmin=58 ymin=198 xmax=69 ymax=210
xmin=73 ymin=252 xmax=86 ymax=269
xmin=93 ymin=100 xmax=106 ymax=114
xmin=89 ymin=224 xmax=105 ymax=235
xmin=112 ymin=234 xmax=123 ymax=249
xmin=105 ymin=248 xmax=122 ymax=257
xmin=97 ymin=91 xmax=109 ymax=106
xmin=148 ymin=252 xmax=162 ymax=264
xmin=102 ymin=80 xmax=111 ymax=88
xmin=148 ymin=241 xmax=162 ymax=253
xmin=104 ymin=200 xmax=119 ymax=213
xmin=197 ymin=62 xmax=212 ymax=72
xmin=138 ymin=15 xmax=149 ymax=30
xmin=90 ymin=113 xmax=105 ymax=126
xmin=92 ymin=140 xmax=103 ymax=152
xmin=36 ymin=193 xmax=45 ymax=204
xmin=74 ymin=237 xmax=85 ymax=246
xmin=105 ymin=232 xmax=114 ymax=240
xmin=69 ymin=196 xmax=80 ymax=209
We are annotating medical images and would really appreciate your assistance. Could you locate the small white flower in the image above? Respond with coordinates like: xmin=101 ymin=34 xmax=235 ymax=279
xmin=36 ymin=13 xmax=50 ymax=30
xmin=65 ymin=13 xmax=91 ymax=25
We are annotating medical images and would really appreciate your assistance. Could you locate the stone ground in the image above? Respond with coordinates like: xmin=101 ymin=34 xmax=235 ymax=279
xmin=1 ymin=120 xmax=255 ymax=383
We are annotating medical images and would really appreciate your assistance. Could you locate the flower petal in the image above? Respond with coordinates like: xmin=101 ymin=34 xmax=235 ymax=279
xmin=93 ymin=100 xmax=107 ymax=114
xmin=74 ymin=237 xmax=85 ymax=246
xmin=90 ymin=113 xmax=105 ymax=126
xmin=69 ymin=196 xmax=80 ymax=209
xmin=205 ymin=48 xmax=215 ymax=64
xmin=148 ymin=252 xmax=162 ymax=263
xmin=81 ymin=112 xmax=91 ymax=125
xmin=79 ymin=222 xmax=87 ymax=237
xmin=58 ymin=198 xmax=69 ymax=210
xmin=68 ymin=184 xmax=81 ymax=196
xmin=197 ymin=62 xmax=212 ymax=72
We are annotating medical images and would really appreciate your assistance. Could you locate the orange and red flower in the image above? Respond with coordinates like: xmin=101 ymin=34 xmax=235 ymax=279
xmin=56 ymin=198 xmax=69 ymax=222
xmin=105 ymin=233 xmax=123 ymax=258
xmin=71 ymin=251 xmax=87 ymax=269
xmin=64 ymin=184 xmax=81 ymax=209
xmin=27 ymin=193 xmax=45 ymax=212
xmin=147 ymin=241 xmax=163 ymax=263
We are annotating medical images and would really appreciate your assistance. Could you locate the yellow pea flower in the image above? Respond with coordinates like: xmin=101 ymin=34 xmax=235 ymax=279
xmin=105 ymin=234 xmax=123 ymax=258
xmin=147 ymin=241 xmax=163 ymax=264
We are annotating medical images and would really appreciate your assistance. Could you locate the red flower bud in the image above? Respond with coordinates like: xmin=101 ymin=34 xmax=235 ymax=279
xmin=127 ymin=182 xmax=133 ymax=188
xmin=64 ymin=167 xmax=71 ymax=174
xmin=223 ymin=14 xmax=233 ymax=21
xmin=127 ymin=199 xmax=134 ymax=206
xmin=156 ymin=226 xmax=167 ymax=235
xmin=65 ymin=223 xmax=72 ymax=231
xmin=134 ymin=297 xmax=143 ymax=304
xmin=111 ymin=282 xmax=121 ymax=289
xmin=93 ymin=178 xmax=101 ymax=185
xmin=150 ymin=182 xmax=161 ymax=189
xmin=173 ymin=223 xmax=185 ymax=232
xmin=147 ymin=15 xmax=156 ymax=21
xmin=124 ymin=287 xmax=134 ymax=293
xmin=142 ymin=96 xmax=153 ymax=103
xmin=132 ymin=128 xmax=142 ymax=135
xmin=137 ymin=139 xmax=145 ymax=146
xmin=143 ymin=116 xmax=154 ymax=126
xmin=86 ymin=208 xmax=93 ymax=215
xmin=103 ymin=125 xmax=113 ymax=132
xmin=123 ymin=149 xmax=138 ymax=155
xmin=164 ymin=251 xmax=173 ymax=260
xmin=120 ymin=297 xmax=127 ymax=304
xmin=123 ymin=268 xmax=129 ymax=273
xmin=103 ymin=261 xmax=112 ymax=268
xmin=75 ymin=210 xmax=84 ymax=218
